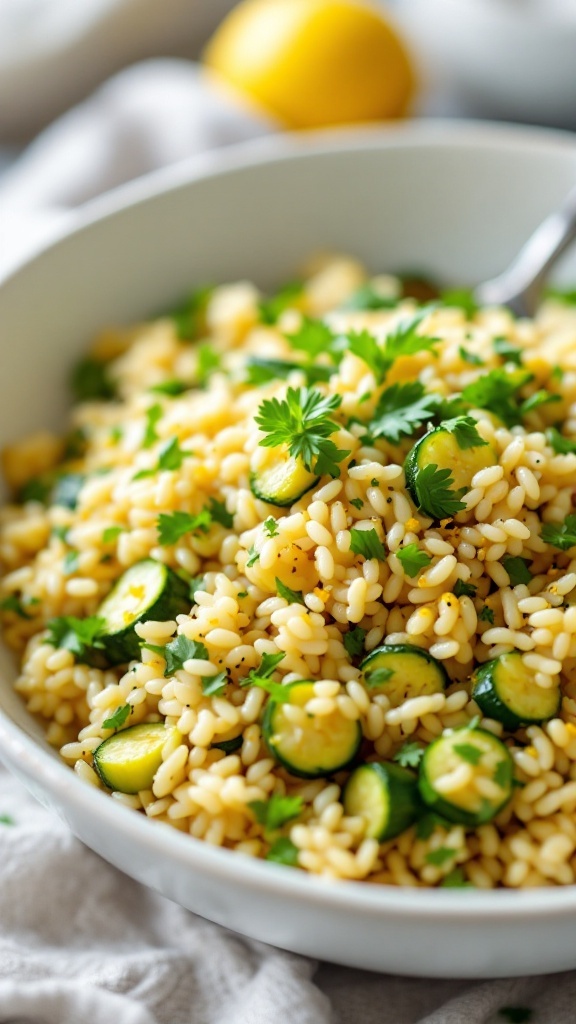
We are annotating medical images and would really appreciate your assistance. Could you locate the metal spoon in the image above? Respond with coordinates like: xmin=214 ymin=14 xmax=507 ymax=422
xmin=474 ymin=182 xmax=576 ymax=316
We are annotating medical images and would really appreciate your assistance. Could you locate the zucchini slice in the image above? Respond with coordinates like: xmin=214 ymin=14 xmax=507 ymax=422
xmin=96 ymin=559 xmax=190 ymax=664
xmin=343 ymin=761 xmax=421 ymax=841
xmin=93 ymin=723 xmax=176 ymax=793
xmin=262 ymin=680 xmax=362 ymax=778
xmin=472 ymin=651 xmax=561 ymax=731
xmin=360 ymin=643 xmax=449 ymax=706
xmin=405 ymin=422 xmax=497 ymax=519
xmin=250 ymin=447 xmax=318 ymax=507
xmin=418 ymin=727 xmax=513 ymax=826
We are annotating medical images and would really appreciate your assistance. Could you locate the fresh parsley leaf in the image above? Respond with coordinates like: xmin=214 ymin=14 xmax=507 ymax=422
xmin=255 ymin=386 xmax=350 ymax=479
xmin=461 ymin=368 xmax=533 ymax=428
xmin=52 ymin=473 xmax=86 ymax=510
xmin=45 ymin=615 xmax=106 ymax=660
xmin=494 ymin=760 xmax=511 ymax=789
xmin=275 ymin=577 xmax=305 ymax=605
xmin=201 ymin=671 xmax=228 ymax=697
xmin=411 ymin=463 xmax=466 ymax=520
xmin=349 ymin=497 xmax=364 ymax=510
xmin=0 ymin=595 xmax=32 ymax=619
xmin=143 ymin=404 xmax=162 ymax=448
xmin=502 ymin=556 xmax=533 ymax=586
xmin=246 ymin=545 xmax=260 ymax=567
xmin=258 ymin=652 xmax=287 ymax=678
xmin=171 ymin=285 xmax=213 ymax=341
xmin=520 ymin=390 xmax=561 ymax=416
xmin=396 ymin=543 xmax=432 ymax=577
xmin=18 ymin=475 xmax=53 ymax=504
xmin=102 ymin=525 xmax=125 ymax=543
xmin=493 ymin=337 xmax=523 ymax=366
xmin=157 ymin=437 xmax=189 ymax=472
xmin=547 ymin=427 xmax=576 ymax=455
xmin=239 ymin=651 xmax=287 ymax=695
xmin=211 ymin=735 xmax=243 ymax=754
xmin=364 ymin=666 xmax=394 ymax=687
xmin=258 ymin=281 xmax=303 ymax=324
xmin=453 ymin=579 xmax=477 ymax=598
xmin=249 ymin=793 xmax=304 ymax=832
xmin=348 ymin=308 xmax=438 ymax=382
xmin=453 ymin=742 xmax=483 ymax=766
xmin=70 ymin=357 xmax=116 ymax=402
xmin=343 ymin=626 xmax=366 ymax=659
xmin=440 ymin=868 xmax=474 ymax=888
xmin=393 ymin=741 xmax=425 ymax=768
xmin=498 ymin=1008 xmax=533 ymax=1023
xmin=341 ymin=282 xmax=399 ymax=311
xmin=425 ymin=846 xmax=455 ymax=866
xmin=141 ymin=635 xmax=209 ymax=676
xmin=442 ymin=415 xmax=489 ymax=451
xmin=266 ymin=836 xmax=300 ymax=866
xmin=367 ymin=381 xmax=439 ymax=443
xmin=63 ymin=550 xmax=79 ymax=575
xmin=263 ymin=516 xmax=279 ymax=537
xmin=102 ymin=703 xmax=131 ymax=730
xmin=245 ymin=356 xmax=333 ymax=386
xmin=197 ymin=343 xmax=221 ymax=387
xmin=479 ymin=606 xmax=494 ymax=624
xmin=440 ymin=287 xmax=478 ymax=317
xmin=349 ymin=527 xmax=386 ymax=560
xmin=458 ymin=346 xmax=483 ymax=366
xmin=286 ymin=318 xmax=337 ymax=361
xmin=207 ymin=497 xmax=233 ymax=529
xmin=148 ymin=379 xmax=189 ymax=397
xmin=157 ymin=510 xmax=211 ymax=545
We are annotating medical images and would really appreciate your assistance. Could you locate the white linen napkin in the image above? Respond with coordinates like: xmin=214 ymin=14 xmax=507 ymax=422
xmin=0 ymin=55 xmax=574 ymax=1024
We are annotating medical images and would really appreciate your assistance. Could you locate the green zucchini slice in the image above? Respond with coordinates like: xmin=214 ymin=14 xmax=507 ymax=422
xmin=250 ymin=447 xmax=319 ymax=507
xmin=96 ymin=559 xmax=190 ymax=664
xmin=93 ymin=723 xmax=176 ymax=793
xmin=343 ymin=761 xmax=421 ymax=841
xmin=360 ymin=643 xmax=449 ymax=706
xmin=405 ymin=422 xmax=497 ymax=519
xmin=262 ymin=680 xmax=362 ymax=778
xmin=418 ymin=727 xmax=514 ymax=826
xmin=472 ymin=651 xmax=561 ymax=731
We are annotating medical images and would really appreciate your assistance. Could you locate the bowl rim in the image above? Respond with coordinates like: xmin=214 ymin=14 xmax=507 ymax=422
xmin=3 ymin=117 xmax=576 ymax=918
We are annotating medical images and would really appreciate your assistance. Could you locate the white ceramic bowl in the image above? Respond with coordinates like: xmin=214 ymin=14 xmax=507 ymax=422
xmin=3 ymin=122 xmax=576 ymax=979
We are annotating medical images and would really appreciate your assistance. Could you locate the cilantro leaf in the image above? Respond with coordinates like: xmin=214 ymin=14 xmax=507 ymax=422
xmin=458 ymin=347 xmax=483 ymax=367
xmin=493 ymin=337 xmax=523 ymax=366
xmin=286 ymin=318 xmax=336 ymax=361
xmin=461 ymin=368 xmax=533 ymax=428
xmin=349 ymin=497 xmax=364 ymax=510
xmin=275 ymin=577 xmax=305 ymax=605
xmin=45 ymin=615 xmax=106 ymax=660
xmin=479 ymin=606 xmax=494 ymax=624
xmin=416 ymin=813 xmax=452 ymax=840
xmin=396 ymin=543 xmax=432 ymax=577
xmin=249 ymin=793 xmax=303 ymax=832
xmin=520 ymin=390 xmax=561 ymax=416
xmin=201 ymin=671 xmax=228 ymax=697
xmin=393 ymin=741 xmax=425 ymax=768
xmin=343 ymin=626 xmax=366 ymax=659
xmin=70 ymin=357 xmax=116 ymax=402
xmin=255 ymin=386 xmax=350 ymax=479
xmin=263 ymin=516 xmax=279 ymax=537
xmin=0 ymin=595 xmax=32 ymax=619
xmin=502 ymin=556 xmax=533 ymax=586
xmin=259 ymin=281 xmax=303 ymax=324
xmin=441 ymin=415 xmax=488 ymax=450
xmin=207 ymin=497 xmax=233 ymax=529
xmin=367 ymin=382 xmax=439 ymax=443
xmin=453 ymin=742 xmax=483 ymax=766
xmin=148 ymin=379 xmax=189 ymax=397
xmin=440 ymin=287 xmax=478 ymax=317
xmin=102 ymin=704 xmax=131 ymax=730
xmin=410 ymin=463 xmax=466 ymax=520
xmin=240 ymin=652 xmax=289 ymax=701
xmin=547 ymin=427 xmax=576 ymax=455
xmin=425 ymin=847 xmax=455 ymax=866
xmin=440 ymin=868 xmax=474 ymax=888
xmin=258 ymin=652 xmax=287 ymax=678
xmin=347 ymin=309 xmax=438 ymax=383
xmin=102 ymin=525 xmax=125 ymax=543
xmin=197 ymin=343 xmax=221 ymax=387
xmin=171 ymin=285 xmax=213 ymax=341
xmin=157 ymin=437 xmax=190 ymax=472
xmin=245 ymin=357 xmax=333 ymax=387
xmin=141 ymin=635 xmax=209 ymax=676
xmin=246 ymin=545 xmax=260 ymax=567
xmin=266 ymin=837 xmax=300 ymax=866
xmin=349 ymin=527 xmax=386 ymax=560
xmin=157 ymin=510 xmax=212 ymax=545
xmin=143 ymin=404 xmax=162 ymax=448
xmin=453 ymin=579 xmax=477 ymax=598
xmin=364 ymin=666 xmax=394 ymax=687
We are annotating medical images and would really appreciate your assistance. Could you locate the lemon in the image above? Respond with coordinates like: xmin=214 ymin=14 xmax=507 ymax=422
xmin=203 ymin=0 xmax=415 ymax=129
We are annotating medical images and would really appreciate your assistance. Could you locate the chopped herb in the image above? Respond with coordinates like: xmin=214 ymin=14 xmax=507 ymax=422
xmin=263 ymin=516 xmax=279 ymax=538
xmin=393 ymin=741 xmax=425 ymax=768
xmin=442 ymin=415 xmax=489 ymax=451
xmin=367 ymin=381 xmax=440 ymax=444
xmin=396 ymin=543 xmax=432 ymax=578
xmin=416 ymin=813 xmax=452 ymax=840
xmin=246 ymin=545 xmax=260 ymax=567
xmin=411 ymin=463 xmax=466 ymax=520
xmin=546 ymin=427 xmax=576 ymax=455
xmin=498 ymin=1008 xmax=533 ymax=1023
xmin=440 ymin=287 xmax=478 ymax=317
xmin=70 ymin=357 xmax=116 ymax=402
xmin=551 ymin=365 xmax=564 ymax=382
xmin=520 ymin=390 xmax=561 ymax=416
xmin=157 ymin=510 xmax=211 ymax=546
xmin=349 ymin=527 xmax=386 ymax=561
xmin=211 ymin=735 xmax=243 ymax=754
xmin=347 ymin=308 xmax=438 ymax=382
xmin=18 ymin=476 xmax=52 ymax=504
xmin=364 ymin=666 xmax=394 ymax=687
xmin=64 ymin=427 xmax=88 ymax=460
xmin=425 ymin=846 xmax=455 ymax=866
xmin=458 ymin=346 xmax=484 ymax=366
xmin=63 ymin=550 xmax=79 ymax=575
xmin=249 ymin=793 xmax=304 ymax=833
xmin=45 ymin=615 xmax=106 ymax=660
xmin=0 ymin=595 xmax=32 ymax=619
xmin=545 ymin=285 xmax=576 ymax=305
xmin=349 ymin=497 xmax=364 ymax=510
xmin=207 ymin=497 xmax=233 ymax=529
xmin=343 ymin=626 xmax=366 ymax=659
xmin=141 ymin=635 xmax=209 ymax=676
xmin=494 ymin=760 xmax=511 ymax=789
xmin=275 ymin=577 xmax=305 ymax=605
xmin=461 ymin=368 xmax=533 ymax=428
xmin=102 ymin=525 xmax=125 ymax=544
xmin=171 ymin=285 xmax=213 ymax=341
xmin=493 ymin=337 xmax=523 ymax=366
xmin=479 ymin=606 xmax=495 ymax=624
xmin=149 ymin=379 xmax=188 ymax=397
xmin=453 ymin=579 xmax=477 ymax=599
xmin=341 ymin=282 xmax=398 ymax=311
xmin=197 ymin=343 xmax=221 ymax=387
xmin=502 ymin=556 xmax=533 ymax=586
xmin=253 ymin=652 xmax=286 ymax=680
xmin=453 ymin=742 xmax=483 ymax=766
xmin=255 ymin=386 xmax=350 ymax=479
xmin=52 ymin=473 xmax=86 ymax=510
xmin=201 ymin=671 xmax=228 ymax=697
xmin=370 ymin=478 xmax=380 ymax=487
xmin=157 ymin=437 xmax=190 ymax=472
xmin=440 ymin=868 xmax=474 ymax=888
xmin=258 ymin=281 xmax=303 ymax=324
xmin=0 ymin=814 xmax=15 ymax=826
xmin=187 ymin=575 xmax=207 ymax=601
xmin=143 ymin=404 xmax=162 ymax=448
xmin=266 ymin=836 xmax=300 ymax=866
xmin=237 ymin=591 xmax=248 ymax=599
xmin=51 ymin=525 xmax=70 ymax=543
xmin=286 ymin=317 xmax=337 ymax=361
xmin=102 ymin=704 xmax=131 ymax=730
xmin=246 ymin=356 xmax=333 ymax=387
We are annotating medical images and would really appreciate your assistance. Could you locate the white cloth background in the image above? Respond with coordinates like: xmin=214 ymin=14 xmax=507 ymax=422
xmin=0 ymin=8 xmax=575 ymax=1022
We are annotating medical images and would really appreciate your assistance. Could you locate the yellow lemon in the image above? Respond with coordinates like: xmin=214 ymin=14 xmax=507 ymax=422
xmin=203 ymin=0 xmax=415 ymax=129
